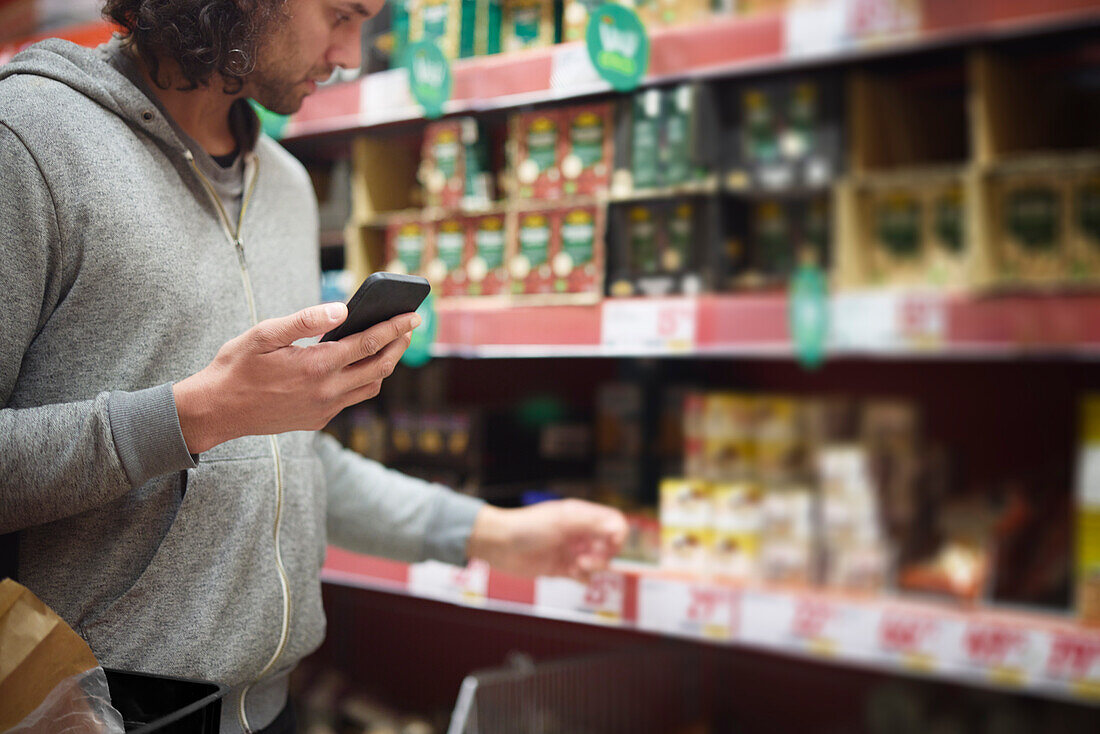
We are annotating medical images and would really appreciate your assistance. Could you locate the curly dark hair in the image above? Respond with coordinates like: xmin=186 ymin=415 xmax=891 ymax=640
xmin=102 ymin=0 xmax=287 ymax=93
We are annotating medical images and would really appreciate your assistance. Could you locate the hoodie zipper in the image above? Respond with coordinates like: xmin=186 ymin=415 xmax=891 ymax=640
xmin=186 ymin=151 xmax=291 ymax=734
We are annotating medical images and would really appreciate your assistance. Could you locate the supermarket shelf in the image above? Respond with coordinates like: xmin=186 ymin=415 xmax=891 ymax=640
xmin=322 ymin=547 xmax=1100 ymax=705
xmin=429 ymin=293 xmax=1100 ymax=360
xmin=282 ymin=0 xmax=1100 ymax=139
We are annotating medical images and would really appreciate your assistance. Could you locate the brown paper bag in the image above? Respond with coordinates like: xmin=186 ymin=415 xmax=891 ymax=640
xmin=0 ymin=579 xmax=106 ymax=731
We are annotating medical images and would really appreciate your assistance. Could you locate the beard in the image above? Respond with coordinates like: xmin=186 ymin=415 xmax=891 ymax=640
xmin=248 ymin=67 xmax=313 ymax=115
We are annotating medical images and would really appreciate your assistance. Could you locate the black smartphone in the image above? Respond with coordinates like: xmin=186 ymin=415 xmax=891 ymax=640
xmin=320 ymin=272 xmax=431 ymax=343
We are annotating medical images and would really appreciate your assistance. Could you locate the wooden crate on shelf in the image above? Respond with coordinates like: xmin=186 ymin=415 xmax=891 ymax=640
xmin=834 ymin=166 xmax=974 ymax=291
xmin=970 ymin=154 xmax=1100 ymax=291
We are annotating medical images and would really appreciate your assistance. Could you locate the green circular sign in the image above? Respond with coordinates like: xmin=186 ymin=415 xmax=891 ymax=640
xmin=586 ymin=4 xmax=650 ymax=92
xmin=407 ymin=40 xmax=453 ymax=120
xmin=789 ymin=264 xmax=828 ymax=370
xmin=402 ymin=292 xmax=437 ymax=367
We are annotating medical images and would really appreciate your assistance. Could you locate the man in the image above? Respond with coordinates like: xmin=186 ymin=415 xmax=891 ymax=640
xmin=0 ymin=1 xmax=627 ymax=732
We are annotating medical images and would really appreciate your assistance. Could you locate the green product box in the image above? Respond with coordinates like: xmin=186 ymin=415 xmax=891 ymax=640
xmin=392 ymin=0 xmax=411 ymax=67
xmin=461 ymin=0 xmax=502 ymax=57
xmin=632 ymin=89 xmax=662 ymax=191
xmin=661 ymin=84 xmax=694 ymax=186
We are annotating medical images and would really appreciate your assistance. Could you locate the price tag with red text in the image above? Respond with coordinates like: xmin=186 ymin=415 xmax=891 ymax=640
xmin=959 ymin=622 xmax=1046 ymax=687
xmin=638 ymin=578 xmax=737 ymax=641
xmin=874 ymin=608 xmax=965 ymax=673
xmin=535 ymin=572 xmax=626 ymax=624
xmin=408 ymin=560 xmax=490 ymax=606
xmin=1046 ymin=632 xmax=1100 ymax=700
xmin=601 ymin=298 xmax=698 ymax=354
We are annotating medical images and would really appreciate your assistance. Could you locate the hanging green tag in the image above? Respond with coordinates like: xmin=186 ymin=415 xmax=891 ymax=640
xmin=249 ymin=99 xmax=289 ymax=140
xmin=407 ymin=41 xmax=453 ymax=120
xmin=789 ymin=263 xmax=828 ymax=370
xmin=586 ymin=4 xmax=650 ymax=92
xmin=403 ymin=292 xmax=437 ymax=367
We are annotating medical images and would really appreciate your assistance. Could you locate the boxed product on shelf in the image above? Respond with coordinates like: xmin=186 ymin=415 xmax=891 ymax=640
xmin=561 ymin=103 xmax=614 ymax=197
xmin=726 ymin=76 xmax=842 ymax=192
xmin=660 ymin=478 xmax=715 ymax=572
xmin=466 ymin=213 xmax=510 ymax=296
xmin=683 ymin=392 xmax=707 ymax=480
xmin=662 ymin=198 xmax=705 ymax=295
xmin=508 ymin=110 xmax=564 ymax=201
xmin=1076 ymin=395 xmax=1100 ymax=625
xmin=420 ymin=120 xmax=466 ymax=209
xmin=385 ymin=216 xmax=433 ymax=276
xmin=661 ymin=84 xmax=700 ymax=187
xmin=630 ymin=89 xmax=662 ymax=191
xmin=987 ymin=169 xmax=1070 ymax=289
xmin=818 ymin=446 xmax=891 ymax=591
xmin=553 ymin=205 xmax=605 ymax=297
xmin=1070 ymin=172 xmax=1100 ymax=281
xmin=509 ymin=209 xmax=556 ymax=294
xmin=711 ymin=481 xmax=764 ymax=580
xmin=502 ymin=0 xmax=559 ymax=53
xmin=562 ymin=0 xmax=602 ymax=41
xmin=701 ymin=393 xmax=756 ymax=482
xmin=460 ymin=0 xmax=503 ymax=57
xmin=754 ymin=396 xmax=804 ymax=481
xmin=426 ymin=215 xmax=468 ymax=296
xmin=409 ymin=0 xmax=463 ymax=59
xmin=837 ymin=168 xmax=971 ymax=290
xmin=759 ymin=482 xmax=816 ymax=586
xmin=658 ymin=0 xmax=713 ymax=26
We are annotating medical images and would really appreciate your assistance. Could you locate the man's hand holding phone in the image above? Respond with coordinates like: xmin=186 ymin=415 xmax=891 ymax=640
xmin=173 ymin=302 xmax=419 ymax=454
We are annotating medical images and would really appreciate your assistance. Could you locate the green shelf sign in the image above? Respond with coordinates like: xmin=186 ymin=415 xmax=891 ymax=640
xmin=586 ymin=4 xmax=650 ymax=92
xmin=407 ymin=40 xmax=453 ymax=120
xmin=789 ymin=264 xmax=828 ymax=370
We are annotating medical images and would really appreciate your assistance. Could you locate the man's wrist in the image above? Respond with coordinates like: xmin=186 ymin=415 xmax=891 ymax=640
xmin=172 ymin=374 xmax=222 ymax=455
xmin=466 ymin=505 xmax=511 ymax=564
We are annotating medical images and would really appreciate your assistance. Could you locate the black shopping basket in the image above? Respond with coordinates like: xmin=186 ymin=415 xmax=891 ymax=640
xmin=104 ymin=668 xmax=226 ymax=733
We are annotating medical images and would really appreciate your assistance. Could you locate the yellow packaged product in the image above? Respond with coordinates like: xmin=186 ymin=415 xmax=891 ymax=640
xmin=711 ymin=481 xmax=764 ymax=580
xmin=503 ymin=0 xmax=557 ymax=53
xmin=661 ymin=526 xmax=715 ymax=572
xmin=409 ymin=0 xmax=463 ymax=59
xmin=702 ymin=393 xmax=755 ymax=481
xmin=659 ymin=478 xmax=713 ymax=529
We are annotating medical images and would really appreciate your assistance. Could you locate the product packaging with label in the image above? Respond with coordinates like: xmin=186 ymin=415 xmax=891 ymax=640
xmin=991 ymin=172 xmax=1069 ymax=288
xmin=386 ymin=216 xmax=431 ymax=276
xmin=420 ymin=120 xmax=466 ymax=209
xmin=409 ymin=0 xmax=463 ymax=58
xmin=502 ymin=0 xmax=559 ymax=52
xmin=428 ymin=216 xmax=469 ymax=296
xmin=561 ymin=103 xmax=614 ymax=196
xmin=466 ymin=213 xmax=510 ymax=296
xmin=553 ymin=205 xmax=605 ymax=298
xmin=460 ymin=0 xmax=502 ymax=57
xmin=510 ymin=210 xmax=556 ymax=294
xmin=509 ymin=111 xmax=564 ymax=201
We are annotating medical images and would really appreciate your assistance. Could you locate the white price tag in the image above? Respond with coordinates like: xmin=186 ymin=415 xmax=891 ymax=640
xmin=786 ymin=0 xmax=851 ymax=58
xmin=408 ymin=560 xmax=490 ymax=605
xmin=550 ymin=44 xmax=607 ymax=92
xmin=638 ymin=578 xmax=737 ymax=641
xmin=1045 ymin=632 xmax=1100 ymax=699
xmin=831 ymin=291 xmax=946 ymax=353
xmin=741 ymin=592 xmax=875 ymax=660
xmin=360 ymin=68 xmax=415 ymax=119
xmin=847 ymin=0 xmax=921 ymax=44
xmin=960 ymin=623 xmax=1046 ymax=687
xmin=601 ymin=298 xmax=698 ymax=355
xmin=874 ymin=608 xmax=965 ymax=674
xmin=534 ymin=572 xmax=625 ymax=624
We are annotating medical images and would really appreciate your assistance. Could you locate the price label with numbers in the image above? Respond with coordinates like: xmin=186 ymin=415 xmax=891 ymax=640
xmin=1046 ymin=632 xmax=1100 ymax=699
xmin=601 ymin=298 xmax=698 ymax=354
xmin=638 ymin=578 xmax=737 ymax=641
xmin=959 ymin=623 xmax=1046 ymax=687
xmin=535 ymin=572 xmax=626 ymax=624
xmin=408 ymin=560 xmax=490 ymax=606
xmin=874 ymin=608 xmax=965 ymax=673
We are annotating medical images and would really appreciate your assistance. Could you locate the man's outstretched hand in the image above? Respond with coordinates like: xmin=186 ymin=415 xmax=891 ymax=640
xmin=467 ymin=499 xmax=629 ymax=583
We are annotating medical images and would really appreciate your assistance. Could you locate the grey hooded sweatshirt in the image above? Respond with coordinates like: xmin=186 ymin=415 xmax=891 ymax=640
xmin=0 ymin=39 xmax=484 ymax=733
